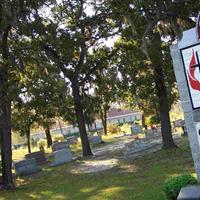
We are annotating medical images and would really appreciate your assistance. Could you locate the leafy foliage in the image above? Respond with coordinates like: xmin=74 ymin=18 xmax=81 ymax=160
xmin=37 ymin=139 xmax=47 ymax=148
xmin=164 ymin=174 xmax=199 ymax=200
xmin=120 ymin=123 xmax=131 ymax=134
xmin=107 ymin=123 xmax=121 ymax=134
xmin=52 ymin=134 xmax=64 ymax=142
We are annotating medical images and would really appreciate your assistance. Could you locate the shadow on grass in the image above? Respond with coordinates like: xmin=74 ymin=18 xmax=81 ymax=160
xmin=0 ymin=138 xmax=195 ymax=200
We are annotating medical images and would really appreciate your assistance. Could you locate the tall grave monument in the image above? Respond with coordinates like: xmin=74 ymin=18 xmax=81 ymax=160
xmin=170 ymin=14 xmax=200 ymax=178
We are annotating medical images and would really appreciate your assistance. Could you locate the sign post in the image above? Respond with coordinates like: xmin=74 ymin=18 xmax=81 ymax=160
xmin=170 ymin=23 xmax=200 ymax=178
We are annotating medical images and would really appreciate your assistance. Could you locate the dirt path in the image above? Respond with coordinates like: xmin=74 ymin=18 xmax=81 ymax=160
xmin=69 ymin=139 xmax=133 ymax=174
xmin=69 ymin=134 xmax=182 ymax=174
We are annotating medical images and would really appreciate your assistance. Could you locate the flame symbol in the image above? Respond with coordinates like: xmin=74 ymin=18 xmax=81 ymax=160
xmin=187 ymin=51 xmax=200 ymax=91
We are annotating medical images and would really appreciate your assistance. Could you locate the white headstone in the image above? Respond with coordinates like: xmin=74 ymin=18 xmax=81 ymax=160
xmin=89 ymin=136 xmax=102 ymax=145
xmin=67 ymin=136 xmax=78 ymax=145
xmin=52 ymin=141 xmax=69 ymax=152
xmin=51 ymin=148 xmax=72 ymax=166
xmin=173 ymin=119 xmax=184 ymax=128
xmin=14 ymin=158 xmax=38 ymax=176
xmin=131 ymin=124 xmax=142 ymax=134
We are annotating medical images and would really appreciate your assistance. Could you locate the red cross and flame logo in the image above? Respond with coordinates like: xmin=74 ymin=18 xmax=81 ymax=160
xmin=188 ymin=51 xmax=200 ymax=91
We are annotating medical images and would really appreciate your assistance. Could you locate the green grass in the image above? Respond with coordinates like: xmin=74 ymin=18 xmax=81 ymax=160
xmin=0 ymin=138 xmax=195 ymax=200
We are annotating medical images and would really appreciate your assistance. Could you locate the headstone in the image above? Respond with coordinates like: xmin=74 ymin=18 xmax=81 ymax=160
xmin=39 ymin=146 xmax=44 ymax=152
xmin=67 ymin=136 xmax=78 ymax=145
xmin=170 ymin=24 xmax=200 ymax=178
xmin=89 ymin=135 xmax=102 ymax=145
xmin=25 ymin=151 xmax=47 ymax=165
xmin=124 ymin=139 xmax=160 ymax=157
xmin=52 ymin=141 xmax=69 ymax=152
xmin=177 ymin=186 xmax=200 ymax=200
xmin=51 ymin=148 xmax=72 ymax=166
xmin=146 ymin=129 xmax=161 ymax=140
xmin=131 ymin=124 xmax=142 ymax=134
xmin=13 ymin=158 xmax=38 ymax=176
xmin=125 ymin=139 xmax=150 ymax=151
xmin=13 ymin=144 xmax=21 ymax=150
xmin=173 ymin=119 xmax=185 ymax=128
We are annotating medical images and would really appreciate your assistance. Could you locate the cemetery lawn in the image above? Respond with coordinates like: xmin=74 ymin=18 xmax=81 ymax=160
xmin=1 ymin=138 xmax=195 ymax=200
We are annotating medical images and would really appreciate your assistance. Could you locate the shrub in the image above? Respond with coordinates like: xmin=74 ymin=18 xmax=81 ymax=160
xmin=120 ymin=123 xmax=131 ymax=134
xmin=53 ymin=134 xmax=64 ymax=142
xmin=107 ymin=123 xmax=121 ymax=134
xmin=164 ymin=174 xmax=199 ymax=200
xmin=37 ymin=139 xmax=47 ymax=148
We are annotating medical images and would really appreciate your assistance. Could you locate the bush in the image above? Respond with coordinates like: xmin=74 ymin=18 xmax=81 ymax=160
xmin=120 ymin=123 xmax=131 ymax=134
xmin=37 ymin=139 xmax=47 ymax=147
xmin=164 ymin=174 xmax=199 ymax=200
xmin=107 ymin=123 xmax=121 ymax=134
xmin=52 ymin=134 xmax=64 ymax=142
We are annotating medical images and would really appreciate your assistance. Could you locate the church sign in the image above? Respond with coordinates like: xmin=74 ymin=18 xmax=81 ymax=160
xmin=170 ymin=12 xmax=200 ymax=178
xmin=181 ymin=43 xmax=200 ymax=109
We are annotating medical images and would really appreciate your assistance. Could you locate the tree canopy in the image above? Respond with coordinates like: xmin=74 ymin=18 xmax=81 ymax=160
xmin=0 ymin=0 xmax=200 ymax=189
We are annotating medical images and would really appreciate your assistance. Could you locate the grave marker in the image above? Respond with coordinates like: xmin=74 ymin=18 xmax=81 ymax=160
xmin=173 ymin=119 xmax=184 ymax=128
xmin=67 ymin=136 xmax=78 ymax=145
xmin=25 ymin=151 xmax=47 ymax=165
xmin=52 ymin=141 xmax=69 ymax=152
xmin=51 ymin=148 xmax=73 ymax=166
xmin=131 ymin=124 xmax=142 ymax=134
xmin=89 ymin=135 xmax=102 ymax=145
xmin=13 ymin=158 xmax=38 ymax=176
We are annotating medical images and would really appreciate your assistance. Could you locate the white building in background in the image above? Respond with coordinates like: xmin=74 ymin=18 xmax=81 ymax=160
xmin=106 ymin=109 xmax=142 ymax=124
xmin=31 ymin=109 xmax=142 ymax=141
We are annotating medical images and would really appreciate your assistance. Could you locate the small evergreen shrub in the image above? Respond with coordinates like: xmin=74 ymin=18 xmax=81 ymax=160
xmin=164 ymin=174 xmax=199 ymax=200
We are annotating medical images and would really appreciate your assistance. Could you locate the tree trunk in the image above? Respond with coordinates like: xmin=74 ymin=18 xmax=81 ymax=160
xmin=71 ymin=81 xmax=92 ymax=156
xmin=100 ymin=109 xmax=107 ymax=135
xmin=0 ymin=69 xmax=15 ymax=189
xmin=151 ymin=32 xmax=177 ymax=149
xmin=141 ymin=111 xmax=147 ymax=129
xmin=155 ymin=75 xmax=176 ymax=148
xmin=26 ymin=127 xmax=31 ymax=154
xmin=58 ymin=120 xmax=64 ymax=135
xmin=45 ymin=127 xmax=52 ymax=148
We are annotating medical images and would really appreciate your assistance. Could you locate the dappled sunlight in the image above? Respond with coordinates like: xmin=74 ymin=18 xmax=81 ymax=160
xmin=28 ymin=191 xmax=66 ymax=200
xmin=12 ymin=147 xmax=52 ymax=161
xmin=80 ymin=187 xmax=96 ymax=193
xmin=117 ymin=163 xmax=139 ymax=173
xmin=88 ymin=186 xmax=125 ymax=200
xmin=0 ymin=137 xmax=195 ymax=200
xmin=15 ymin=177 xmax=28 ymax=186
xmin=70 ymin=158 xmax=119 ymax=174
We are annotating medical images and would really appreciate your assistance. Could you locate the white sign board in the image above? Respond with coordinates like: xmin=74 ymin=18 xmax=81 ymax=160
xmin=195 ymin=123 xmax=200 ymax=147
xmin=181 ymin=43 xmax=200 ymax=109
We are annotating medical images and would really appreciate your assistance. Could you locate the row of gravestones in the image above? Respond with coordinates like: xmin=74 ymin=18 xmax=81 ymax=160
xmin=13 ymin=141 xmax=72 ymax=176
xmin=131 ymin=121 xmax=186 ymax=134
xmin=124 ymin=120 xmax=187 ymax=158
xmin=13 ymin=135 xmax=102 ymax=176
xmin=124 ymin=124 xmax=163 ymax=157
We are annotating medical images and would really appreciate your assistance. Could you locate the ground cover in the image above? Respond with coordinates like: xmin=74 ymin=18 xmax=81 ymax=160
xmin=0 ymin=137 xmax=194 ymax=200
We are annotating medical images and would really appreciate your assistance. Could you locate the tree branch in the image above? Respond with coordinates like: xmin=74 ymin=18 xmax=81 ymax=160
xmin=81 ymin=47 xmax=119 ymax=84
xmin=43 ymin=45 xmax=73 ymax=79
